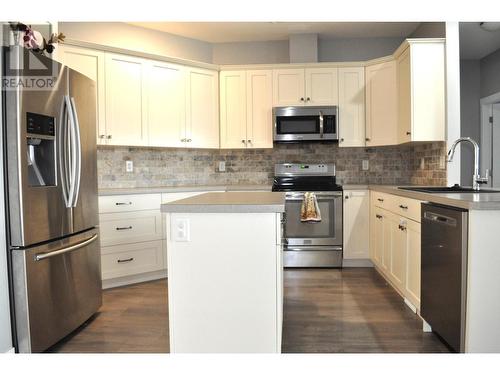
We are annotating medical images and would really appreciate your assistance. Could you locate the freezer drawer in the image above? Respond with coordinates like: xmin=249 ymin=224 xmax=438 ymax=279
xmin=12 ymin=228 xmax=102 ymax=353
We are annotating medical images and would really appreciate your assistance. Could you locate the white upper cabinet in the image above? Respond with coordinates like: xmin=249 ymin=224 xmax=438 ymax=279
xmin=396 ymin=40 xmax=446 ymax=143
xmin=304 ymin=68 xmax=339 ymax=106
xmin=220 ymin=71 xmax=247 ymax=149
xmin=220 ymin=70 xmax=273 ymax=149
xmin=343 ymin=190 xmax=370 ymax=260
xmin=185 ymin=67 xmax=220 ymax=149
xmin=55 ymin=45 xmax=106 ymax=144
xmin=246 ymin=70 xmax=273 ymax=149
xmin=338 ymin=67 xmax=366 ymax=147
xmin=273 ymin=68 xmax=338 ymax=107
xmin=365 ymin=60 xmax=398 ymax=147
xmin=147 ymin=61 xmax=186 ymax=148
xmin=105 ymin=53 xmax=148 ymax=146
xmin=272 ymin=69 xmax=305 ymax=106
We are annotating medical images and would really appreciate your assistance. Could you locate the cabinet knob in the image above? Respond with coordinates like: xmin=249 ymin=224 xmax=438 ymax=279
xmin=340 ymin=138 xmax=344 ymax=142
xmin=106 ymin=135 xmax=112 ymax=139
xmin=406 ymin=131 xmax=411 ymax=136
xmin=187 ymin=139 xmax=192 ymax=143
xmin=300 ymin=97 xmax=305 ymax=102
xmin=377 ymin=198 xmax=384 ymax=202
xmin=365 ymin=138 xmax=371 ymax=141
xmin=306 ymin=97 xmax=310 ymax=101
xmin=376 ymin=214 xmax=383 ymax=219
xmin=345 ymin=195 xmax=349 ymax=199
xmin=247 ymin=139 xmax=252 ymax=143
xmin=399 ymin=204 xmax=408 ymax=210
xmin=181 ymin=138 xmax=186 ymax=142
xmin=99 ymin=134 xmax=105 ymax=139
xmin=241 ymin=139 xmax=246 ymax=144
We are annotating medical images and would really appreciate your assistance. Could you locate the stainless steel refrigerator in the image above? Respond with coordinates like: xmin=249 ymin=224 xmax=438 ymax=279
xmin=2 ymin=46 xmax=102 ymax=353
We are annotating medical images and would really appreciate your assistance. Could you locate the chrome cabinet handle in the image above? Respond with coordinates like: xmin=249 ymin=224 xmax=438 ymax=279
xmin=376 ymin=214 xmax=383 ymax=219
xmin=117 ymin=257 xmax=134 ymax=263
xmin=115 ymin=202 xmax=132 ymax=206
xmin=399 ymin=204 xmax=408 ymax=210
xmin=116 ymin=226 xmax=133 ymax=231
xmin=35 ymin=234 xmax=98 ymax=261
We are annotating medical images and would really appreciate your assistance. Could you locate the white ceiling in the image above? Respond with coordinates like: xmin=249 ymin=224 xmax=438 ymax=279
xmin=129 ymin=22 xmax=421 ymax=43
xmin=460 ymin=22 xmax=500 ymax=60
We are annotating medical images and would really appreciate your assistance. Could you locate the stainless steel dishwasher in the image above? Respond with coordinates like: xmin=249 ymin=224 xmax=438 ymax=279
xmin=421 ymin=203 xmax=468 ymax=353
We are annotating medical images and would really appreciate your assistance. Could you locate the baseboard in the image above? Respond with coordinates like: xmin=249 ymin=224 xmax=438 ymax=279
xmin=404 ymin=297 xmax=417 ymax=314
xmin=422 ymin=319 xmax=432 ymax=332
xmin=102 ymin=269 xmax=167 ymax=289
xmin=342 ymin=259 xmax=374 ymax=267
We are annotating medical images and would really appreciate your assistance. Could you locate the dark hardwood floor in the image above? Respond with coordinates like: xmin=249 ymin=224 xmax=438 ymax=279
xmin=49 ymin=268 xmax=450 ymax=353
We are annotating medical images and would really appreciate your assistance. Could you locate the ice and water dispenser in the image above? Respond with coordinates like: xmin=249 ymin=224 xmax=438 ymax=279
xmin=26 ymin=112 xmax=56 ymax=187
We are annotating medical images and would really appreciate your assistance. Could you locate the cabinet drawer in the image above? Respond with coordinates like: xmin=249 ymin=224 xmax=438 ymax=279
xmin=99 ymin=193 xmax=161 ymax=213
xmin=99 ymin=210 xmax=163 ymax=246
xmin=371 ymin=191 xmax=392 ymax=209
xmin=388 ymin=195 xmax=423 ymax=223
xmin=101 ymin=240 xmax=164 ymax=280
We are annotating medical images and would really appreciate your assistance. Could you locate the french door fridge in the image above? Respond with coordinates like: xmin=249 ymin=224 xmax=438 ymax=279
xmin=3 ymin=46 xmax=102 ymax=353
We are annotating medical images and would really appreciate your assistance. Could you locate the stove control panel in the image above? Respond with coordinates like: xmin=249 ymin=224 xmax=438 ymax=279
xmin=274 ymin=163 xmax=335 ymax=176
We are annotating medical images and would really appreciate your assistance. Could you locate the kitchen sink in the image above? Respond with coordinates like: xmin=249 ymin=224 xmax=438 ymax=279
xmin=398 ymin=185 xmax=500 ymax=194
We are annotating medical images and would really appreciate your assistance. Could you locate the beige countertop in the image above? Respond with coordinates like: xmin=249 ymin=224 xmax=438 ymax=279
xmin=99 ymin=184 xmax=272 ymax=196
xmin=160 ymin=192 xmax=286 ymax=213
xmin=369 ymin=185 xmax=500 ymax=210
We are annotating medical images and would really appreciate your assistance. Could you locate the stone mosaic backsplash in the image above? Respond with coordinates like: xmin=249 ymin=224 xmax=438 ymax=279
xmin=97 ymin=142 xmax=447 ymax=189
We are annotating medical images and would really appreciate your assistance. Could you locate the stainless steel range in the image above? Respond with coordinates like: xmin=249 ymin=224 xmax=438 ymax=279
xmin=272 ymin=163 xmax=343 ymax=267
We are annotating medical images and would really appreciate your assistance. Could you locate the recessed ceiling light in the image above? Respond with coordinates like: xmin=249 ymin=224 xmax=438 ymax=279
xmin=479 ymin=22 xmax=500 ymax=32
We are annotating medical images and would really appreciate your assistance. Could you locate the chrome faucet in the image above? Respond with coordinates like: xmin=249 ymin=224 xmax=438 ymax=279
xmin=447 ymin=137 xmax=489 ymax=191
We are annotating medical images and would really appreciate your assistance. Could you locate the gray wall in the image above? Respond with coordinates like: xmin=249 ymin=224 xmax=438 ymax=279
xmin=318 ymin=37 xmax=403 ymax=62
xmin=212 ymin=40 xmax=289 ymax=64
xmin=59 ymin=22 xmax=213 ymax=63
xmin=460 ymin=60 xmax=481 ymax=186
xmin=480 ymin=48 xmax=500 ymax=98
xmin=409 ymin=22 xmax=445 ymax=38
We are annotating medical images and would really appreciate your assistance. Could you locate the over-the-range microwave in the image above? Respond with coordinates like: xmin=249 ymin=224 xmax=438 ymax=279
xmin=273 ymin=106 xmax=338 ymax=142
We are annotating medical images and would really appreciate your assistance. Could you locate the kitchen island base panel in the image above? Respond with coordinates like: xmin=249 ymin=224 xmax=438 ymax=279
xmin=166 ymin=212 xmax=283 ymax=353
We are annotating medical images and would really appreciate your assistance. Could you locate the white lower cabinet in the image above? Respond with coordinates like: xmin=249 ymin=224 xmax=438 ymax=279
xmin=99 ymin=193 xmax=166 ymax=288
xmin=370 ymin=191 xmax=422 ymax=311
xmin=343 ymin=189 xmax=370 ymax=260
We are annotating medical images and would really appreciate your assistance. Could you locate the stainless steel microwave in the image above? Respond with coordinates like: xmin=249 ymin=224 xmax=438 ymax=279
xmin=273 ymin=106 xmax=338 ymax=142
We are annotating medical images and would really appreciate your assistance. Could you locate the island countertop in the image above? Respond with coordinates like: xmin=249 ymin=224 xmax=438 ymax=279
xmin=160 ymin=192 xmax=286 ymax=213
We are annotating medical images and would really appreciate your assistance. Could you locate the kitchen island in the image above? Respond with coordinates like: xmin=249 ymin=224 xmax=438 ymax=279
xmin=161 ymin=192 xmax=285 ymax=353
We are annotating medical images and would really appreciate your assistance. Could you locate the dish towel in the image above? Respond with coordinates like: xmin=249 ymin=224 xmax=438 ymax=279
xmin=300 ymin=192 xmax=322 ymax=222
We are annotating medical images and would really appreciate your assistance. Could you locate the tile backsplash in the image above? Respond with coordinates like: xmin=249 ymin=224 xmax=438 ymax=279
xmin=97 ymin=142 xmax=447 ymax=189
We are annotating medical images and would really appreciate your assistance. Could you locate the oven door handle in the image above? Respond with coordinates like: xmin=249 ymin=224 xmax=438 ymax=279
xmin=286 ymin=192 xmax=343 ymax=200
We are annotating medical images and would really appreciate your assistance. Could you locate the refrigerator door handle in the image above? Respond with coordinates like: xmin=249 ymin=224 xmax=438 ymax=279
xmin=58 ymin=96 xmax=71 ymax=207
xmin=69 ymin=97 xmax=82 ymax=207
xmin=65 ymin=95 xmax=78 ymax=208
xmin=34 ymin=233 xmax=99 ymax=261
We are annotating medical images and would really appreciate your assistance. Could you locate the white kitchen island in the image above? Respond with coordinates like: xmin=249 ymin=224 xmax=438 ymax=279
xmin=161 ymin=192 xmax=285 ymax=353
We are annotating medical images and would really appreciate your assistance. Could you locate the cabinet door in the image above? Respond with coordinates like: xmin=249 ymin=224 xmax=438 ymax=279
xmin=343 ymin=190 xmax=370 ymax=259
xmin=305 ymin=68 xmax=338 ymax=106
xmin=389 ymin=214 xmax=407 ymax=292
xmin=186 ymin=67 xmax=219 ymax=148
xmin=370 ymin=206 xmax=385 ymax=267
xmin=397 ymin=48 xmax=412 ymax=144
xmin=57 ymin=45 xmax=106 ymax=144
xmin=246 ymin=70 xmax=273 ymax=149
xmin=147 ymin=61 xmax=186 ymax=148
xmin=365 ymin=61 xmax=398 ymax=146
xmin=338 ymin=67 xmax=366 ymax=147
xmin=272 ymin=69 xmax=305 ymax=106
xmin=220 ymin=71 xmax=247 ymax=149
xmin=405 ymin=219 xmax=421 ymax=309
xmin=105 ymin=53 xmax=148 ymax=146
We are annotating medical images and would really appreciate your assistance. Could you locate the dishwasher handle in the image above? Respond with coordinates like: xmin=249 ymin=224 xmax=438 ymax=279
xmin=423 ymin=211 xmax=457 ymax=227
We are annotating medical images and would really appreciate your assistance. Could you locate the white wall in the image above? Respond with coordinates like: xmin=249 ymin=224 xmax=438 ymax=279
xmin=0 ymin=68 xmax=13 ymax=352
xmin=58 ymin=22 xmax=213 ymax=63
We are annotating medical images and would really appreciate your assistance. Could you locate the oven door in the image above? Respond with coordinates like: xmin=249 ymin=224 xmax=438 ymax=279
xmin=284 ymin=191 xmax=343 ymax=246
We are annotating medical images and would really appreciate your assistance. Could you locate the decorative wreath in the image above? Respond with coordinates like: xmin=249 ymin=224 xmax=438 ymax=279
xmin=10 ymin=22 xmax=65 ymax=54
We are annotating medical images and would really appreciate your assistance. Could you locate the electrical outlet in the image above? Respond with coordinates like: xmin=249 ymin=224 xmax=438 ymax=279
xmin=218 ymin=161 xmax=226 ymax=172
xmin=126 ymin=160 xmax=133 ymax=173
xmin=420 ymin=158 xmax=425 ymax=170
xmin=362 ymin=160 xmax=369 ymax=171
xmin=173 ymin=218 xmax=190 ymax=242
